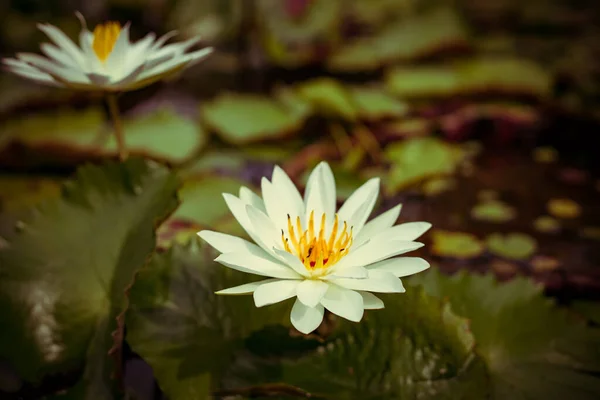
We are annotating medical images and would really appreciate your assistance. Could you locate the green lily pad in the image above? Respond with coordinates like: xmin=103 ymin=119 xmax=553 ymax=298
xmin=422 ymin=177 xmax=457 ymax=197
xmin=486 ymin=232 xmax=537 ymax=260
xmin=471 ymin=200 xmax=516 ymax=223
xmin=0 ymin=159 xmax=178 ymax=395
xmin=386 ymin=58 xmax=551 ymax=99
xmin=0 ymin=175 xmax=62 ymax=212
xmin=327 ymin=8 xmax=470 ymax=71
xmin=533 ymin=215 xmax=561 ymax=234
xmin=201 ymin=92 xmax=310 ymax=145
xmin=225 ymin=287 xmax=484 ymax=399
xmin=409 ymin=269 xmax=600 ymax=399
xmin=103 ymin=107 xmax=208 ymax=165
xmin=126 ymin=240 xmax=291 ymax=400
xmin=295 ymin=78 xmax=356 ymax=120
xmin=431 ymin=229 xmax=485 ymax=259
xmin=349 ymin=86 xmax=410 ymax=121
xmin=547 ymin=198 xmax=581 ymax=219
xmin=0 ymin=108 xmax=106 ymax=167
xmin=385 ymin=137 xmax=466 ymax=193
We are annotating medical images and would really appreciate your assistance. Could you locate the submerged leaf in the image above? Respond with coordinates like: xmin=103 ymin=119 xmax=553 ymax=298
xmin=0 ymin=159 xmax=179 ymax=396
xmin=410 ymin=270 xmax=600 ymax=399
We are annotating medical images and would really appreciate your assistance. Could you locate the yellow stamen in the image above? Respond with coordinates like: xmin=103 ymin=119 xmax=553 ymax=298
xmin=280 ymin=211 xmax=353 ymax=274
xmin=92 ymin=22 xmax=121 ymax=62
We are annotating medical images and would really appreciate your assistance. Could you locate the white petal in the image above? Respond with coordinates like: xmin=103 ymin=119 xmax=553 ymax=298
xmin=331 ymin=270 xmax=406 ymax=293
xmin=371 ymin=222 xmax=432 ymax=242
xmin=216 ymin=279 xmax=275 ymax=295
xmin=272 ymin=248 xmax=310 ymax=278
xmin=17 ymin=53 xmax=89 ymax=84
xmin=246 ymin=205 xmax=281 ymax=252
xmin=359 ymin=292 xmax=385 ymax=309
xmin=40 ymin=43 xmax=78 ymax=67
xmin=197 ymin=230 xmax=264 ymax=255
xmin=304 ymin=162 xmax=336 ymax=221
xmin=136 ymin=48 xmax=212 ymax=81
xmin=320 ymin=285 xmax=364 ymax=322
xmin=271 ymin=165 xmax=304 ymax=221
xmin=366 ymin=257 xmax=430 ymax=277
xmin=337 ymin=178 xmax=380 ymax=236
xmin=239 ymin=186 xmax=266 ymax=213
xmin=223 ymin=194 xmax=273 ymax=254
xmin=290 ymin=299 xmax=325 ymax=334
xmin=3 ymin=59 xmax=60 ymax=86
xmin=327 ymin=265 xmax=368 ymax=279
xmin=37 ymin=23 xmax=84 ymax=65
xmin=354 ymin=204 xmax=402 ymax=247
xmin=296 ymin=279 xmax=329 ymax=307
xmin=151 ymin=30 xmax=178 ymax=51
xmin=253 ymin=279 xmax=300 ymax=307
xmin=215 ymin=251 xmax=301 ymax=279
xmin=336 ymin=240 xmax=424 ymax=270
xmin=261 ymin=177 xmax=288 ymax=229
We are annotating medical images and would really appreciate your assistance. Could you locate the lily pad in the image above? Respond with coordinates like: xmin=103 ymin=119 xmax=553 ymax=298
xmin=348 ymin=86 xmax=410 ymax=121
xmin=547 ymin=198 xmax=582 ymax=219
xmin=533 ymin=215 xmax=561 ymax=233
xmin=328 ymin=8 xmax=470 ymax=71
xmin=0 ymin=108 xmax=106 ymax=167
xmin=0 ymin=175 xmax=62 ymax=212
xmin=386 ymin=58 xmax=551 ymax=99
xmin=295 ymin=78 xmax=356 ymax=120
xmin=431 ymin=229 xmax=485 ymax=259
xmin=385 ymin=137 xmax=466 ymax=193
xmin=470 ymin=200 xmax=516 ymax=223
xmin=410 ymin=269 xmax=600 ymax=399
xmin=227 ymin=287 xmax=484 ymax=399
xmin=126 ymin=240 xmax=291 ymax=400
xmin=0 ymin=159 xmax=178 ymax=395
xmin=486 ymin=232 xmax=537 ymax=260
xmin=201 ymin=92 xmax=310 ymax=145
xmin=422 ymin=177 xmax=457 ymax=197
xmin=103 ymin=107 xmax=208 ymax=165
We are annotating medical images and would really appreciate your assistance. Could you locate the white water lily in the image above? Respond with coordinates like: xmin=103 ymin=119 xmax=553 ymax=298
xmin=2 ymin=13 xmax=212 ymax=92
xmin=198 ymin=162 xmax=431 ymax=334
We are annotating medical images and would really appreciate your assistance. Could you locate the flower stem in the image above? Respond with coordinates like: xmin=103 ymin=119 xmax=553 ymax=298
xmin=106 ymin=93 xmax=128 ymax=161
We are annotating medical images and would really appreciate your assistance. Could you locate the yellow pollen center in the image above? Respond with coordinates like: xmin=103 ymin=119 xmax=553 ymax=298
xmin=92 ymin=22 xmax=121 ymax=62
xmin=281 ymin=210 xmax=353 ymax=273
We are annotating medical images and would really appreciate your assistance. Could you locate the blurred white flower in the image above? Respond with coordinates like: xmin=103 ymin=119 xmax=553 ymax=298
xmin=198 ymin=162 xmax=431 ymax=334
xmin=2 ymin=13 xmax=212 ymax=92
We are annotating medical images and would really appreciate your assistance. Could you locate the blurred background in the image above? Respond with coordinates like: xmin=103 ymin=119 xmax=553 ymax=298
xmin=1 ymin=0 xmax=600 ymax=398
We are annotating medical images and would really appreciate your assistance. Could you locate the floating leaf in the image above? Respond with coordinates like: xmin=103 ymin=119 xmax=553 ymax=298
xmin=410 ymin=269 xmax=600 ymax=399
xmin=201 ymin=92 xmax=309 ymax=145
xmin=533 ymin=215 xmax=561 ymax=233
xmin=0 ymin=175 xmax=62 ymax=212
xmin=104 ymin=107 xmax=208 ymax=165
xmin=0 ymin=159 xmax=179 ymax=396
xmin=422 ymin=177 xmax=456 ymax=197
xmin=385 ymin=137 xmax=466 ymax=193
xmin=295 ymin=78 xmax=356 ymax=120
xmin=0 ymin=108 xmax=106 ymax=167
xmin=328 ymin=8 xmax=470 ymax=71
xmin=126 ymin=240 xmax=291 ymax=400
xmin=580 ymin=226 xmax=600 ymax=241
xmin=486 ymin=232 xmax=537 ymax=260
xmin=532 ymin=146 xmax=558 ymax=163
xmin=547 ymin=198 xmax=581 ymax=219
xmin=431 ymin=230 xmax=485 ymax=259
xmin=227 ymin=287 xmax=484 ymax=399
xmin=348 ymin=86 xmax=409 ymax=121
xmin=470 ymin=200 xmax=516 ymax=223
xmin=386 ymin=58 xmax=551 ymax=99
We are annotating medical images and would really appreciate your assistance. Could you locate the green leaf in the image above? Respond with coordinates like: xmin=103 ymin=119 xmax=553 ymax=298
xmin=0 ymin=159 xmax=179 ymax=397
xmin=201 ymin=91 xmax=309 ymax=145
xmin=409 ymin=269 xmax=600 ymax=399
xmin=0 ymin=175 xmax=62 ymax=212
xmin=295 ymin=78 xmax=357 ymax=120
xmin=126 ymin=240 xmax=292 ymax=400
xmin=327 ymin=8 xmax=469 ymax=71
xmin=384 ymin=137 xmax=466 ymax=193
xmin=349 ymin=86 xmax=409 ymax=121
xmin=571 ymin=301 xmax=600 ymax=325
xmin=104 ymin=107 xmax=208 ymax=165
xmin=385 ymin=57 xmax=551 ymax=99
xmin=228 ymin=288 xmax=486 ymax=399
xmin=485 ymin=232 xmax=537 ymax=260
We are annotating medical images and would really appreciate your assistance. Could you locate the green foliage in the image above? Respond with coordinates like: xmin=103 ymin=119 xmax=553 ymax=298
xmin=0 ymin=159 xmax=179 ymax=397
xmin=126 ymin=240 xmax=292 ymax=400
xmin=409 ymin=269 xmax=600 ymax=399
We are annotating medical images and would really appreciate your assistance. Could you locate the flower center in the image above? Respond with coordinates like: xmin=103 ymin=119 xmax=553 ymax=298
xmin=92 ymin=22 xmax=121 ymax=62
xmin=281 ymin=210 xmax=353 ymax=272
